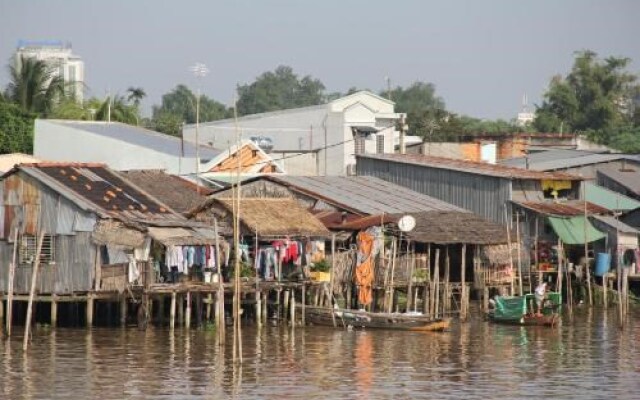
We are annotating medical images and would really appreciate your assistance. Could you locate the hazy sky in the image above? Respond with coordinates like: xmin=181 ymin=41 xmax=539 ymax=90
xmin=1 ymin=0 xmax=638 ymax=120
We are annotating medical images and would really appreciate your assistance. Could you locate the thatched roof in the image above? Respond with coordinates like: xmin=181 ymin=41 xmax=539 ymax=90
xmin=120 ymin=169 xmax=212 ymax=214
xmin=396 ymin=211 xmax=508 ymax=245
xmin=190 ymin=197 xmax=330 ymax=237
xmin=92 ymin=220 xmax=146 ymax=247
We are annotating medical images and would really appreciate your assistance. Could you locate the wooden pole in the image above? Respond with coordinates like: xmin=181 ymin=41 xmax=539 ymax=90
xmin=301 ymin=283 xmax=306 ymax=326
xmin=423 ymin=243 xmax=431 ymax=314
xmin=433 ymin=248 xmax=441 ymax=319
xmin=185 ymin=291 xmax=191 ymax=329
xmin=556 ymin=239 xmax=563 ymax=302
xmin=5 ymin=228 xmax=19 ymax=336
xmin=86 ymin=294 xmax=94 ymax=327
xmin=170 ymin=291 xmax=176 ymax=330
xmin=535 ymin=216 xmax=541 ymax=288
xmin=407 ymin=240 xmax=415 ymax=311
xmin=515 ymin=212 xmax=523 ymax=296
xmin=214 ymin=219 xmax=225 ymax=344
xmin=444 ymin=246 xmax=450 ymax=312
xmin=387 ymin=238 xmax=398 ymax=313
xmin=461 ymin=244 xmax=467 ymax=321
xmin=290 ymin=289 xmax=295 ymax=327
xmin=505 ymin=207 xmax=515 ymax=295
xmin=254 ymin=232 xmax=261 ymax=328
xmin=330 ymin=233 xmax=337 ymax=327
xmin=120 ymin=295 xmax=128 ymax=326
xmin=23 ymin=231 xmax=45 ymax=351
xmin=583 ymin=184 xmax=593 ymax=306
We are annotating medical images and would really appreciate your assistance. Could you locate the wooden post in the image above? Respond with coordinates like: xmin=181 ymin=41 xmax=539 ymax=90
xmin=86 ymin=294 xmax=94 ymax=327
xmin=170 ymin=291 xmax=176 ymax=330
xmin=505 ymin=207 xmax=515 ymax=295
xmin=301 ymin=284 xmax=306 ymax=326
xmin=290 ymin=289 xmax=295 ymax=327
xmin=256 ymin=290 xmax=262 ymax=327
xmin=603 ymin=274 xmax=608 ymax=307
xmin=535 ymin=216 xmax=541 ymax=287
xmin=5 ymin=228 xmax=19 ymax=336
xmin=461 ymin=244 xmax=467 ymax=321
xmin=423 ymin=244 xmax=431 ymax=314
xmin=0 ymin=297 xmax=3 ymax=329
xmin=23 ymin=231 xmax=45 ymax=351
xmin=583 ymin=184 xmax=593 ymax=306
xmin=330 ymin=234 xmax=337 ymax=327
xmin=407 ymin=241 xmax=414 ymax=311
xmin=387 ymin=238 xmax=398 ymax=313
xmin=556 ymin=240 xmax=563 ymax=301
xmin=50 ymin=295 xmax=57 ymax=328
xmin=214 ymin=218 xmax=225 ymax=344
xmin=433 ymin=248 xmax=440 ymax=319
xmin=185 ymin=291 xmax=191 ymax=329
xmin=120 ymin=296 xmax=127 ymax=326
xmin=206 ymin=294 xmax=213 ymax=321
xmin=444 ymin=246 xmax=450 ymax=313
xmin=177 ymin=294 xmax=184 ymax=326
xmin=284 ymin=289 xmax=290 ymax=320
xmin=515 ymin=212 xmax=523 ymax=296
xmin=262 ymin=291 xmax=268 ymax=324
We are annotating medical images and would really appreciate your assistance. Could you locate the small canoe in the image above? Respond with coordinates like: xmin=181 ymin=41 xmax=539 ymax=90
xmin=303 ymin=306 xmax=450 ymax=332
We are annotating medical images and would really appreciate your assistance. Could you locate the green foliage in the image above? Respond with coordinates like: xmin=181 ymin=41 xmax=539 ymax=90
xmin=0 ymin=101 xmax=35 ymax=153
xmin=599 ymin=125 xmax=640 ymax=153
xmin=6 ymin=55 xmax=65 ymax=116
xmin=126 ymin=87 xmax=146 ymax=107
xmin=48 ymin=98 xmax=92 ymax=120
xmin=94 ymin=95 xmax=139 ymax=125
xmin=311 ymin=259 xmax=331 ymax=273
xmin=236 ymin=66 xmax=325 ymax=115
xmin=151 ymin=84 xmax=229 ymax=135
xmin=534 ymin=50 xmax=640 ymax=152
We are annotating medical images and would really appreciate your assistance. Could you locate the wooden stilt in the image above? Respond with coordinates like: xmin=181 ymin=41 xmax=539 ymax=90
xmin=283 ymin=290 xmax=290 ymax=320
xmin=23 ymin=231 xmax=45 ymax=351
xmin=461 ymin=244 xmax=467 ymax=321
xmin=515 ymin=212 xmax=523 ymax=296
xmin=330 ymin=234 xmax=337 ymax=327
xmin=185 ymin=291 xmax=191 ymax=329
xmin=387 ymin=238 xmax=398 ymax=313
xmin=86 ymin=295 xmax=94 ymax=327
xmin=423 ymin=244 xmax=431 ymax=314
xmin=120 ymin=296 xmax=127 ymax=326
xmin=603 ymin=275 xmax=608 ymax=307
xmin=290 ymin=289 xmax=295 ymax=327
xmin=5 ymin=228 xmax=19 ymax=336
xmin=444 ymin=247 xmax=450 ymax=313
xmin=256 ymin=290 xmax=262 ymax=327
xmin=177 ymin=294 xmax=184 ymax=326
xmin=206 ymin=294 xmax=213 ymax=321
xmin=301 ymin=284 xmax=306 ymax=326
xmin=0 ymin=298 xmax=3 ymax=329
xmin=433 ymin=248 xmax=441 ymax=318
xmin=170 ymin=292 xmax=176 ymax=330
xmin=51 ymin=295 xmax=58 ymax=328
xmin=262 ymin=292 xmax=268 ymax=324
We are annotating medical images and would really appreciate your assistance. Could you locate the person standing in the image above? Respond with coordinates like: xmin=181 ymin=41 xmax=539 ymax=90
xmin=535 ymin=282 xmax=547 ymax=316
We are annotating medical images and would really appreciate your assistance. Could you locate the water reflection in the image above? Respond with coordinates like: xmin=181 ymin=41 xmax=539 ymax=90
xmin=1 ymin=309 xmax=639 ymax=399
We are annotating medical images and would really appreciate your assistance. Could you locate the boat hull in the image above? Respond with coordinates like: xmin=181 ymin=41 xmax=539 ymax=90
xmin=488 ymin=312 xmax=559 ymax=327
xmin=303 ymin=306 xmax=450 ymax=332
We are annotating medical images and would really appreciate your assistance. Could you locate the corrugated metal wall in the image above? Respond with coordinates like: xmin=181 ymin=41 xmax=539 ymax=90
xmin=0 ymin=172 xmax=96 ymax=294
xmin=357 ymin=157 xmax=511 ymax=223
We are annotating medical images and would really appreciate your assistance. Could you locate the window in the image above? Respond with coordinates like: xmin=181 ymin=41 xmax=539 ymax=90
xmin=354 ymin=136 xmax=365 ymax=155
xmin=376 ymin=135 xmax=385 ymax=154
xmin=19 ymin=234 xmax=55 ymax=264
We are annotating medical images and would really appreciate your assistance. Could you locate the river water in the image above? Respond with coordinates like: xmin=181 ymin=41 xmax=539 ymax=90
xmin=1 ymin=307 xmax=639 ymax=399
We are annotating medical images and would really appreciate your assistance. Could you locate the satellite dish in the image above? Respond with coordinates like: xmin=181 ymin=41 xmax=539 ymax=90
xmin=398 ymin=215 xmax=416 ymax=232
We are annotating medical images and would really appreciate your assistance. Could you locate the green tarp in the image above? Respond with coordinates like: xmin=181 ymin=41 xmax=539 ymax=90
xmin=548 ymin=216 xmax=606 ymax=245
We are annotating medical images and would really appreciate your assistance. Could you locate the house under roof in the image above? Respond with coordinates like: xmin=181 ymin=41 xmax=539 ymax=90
xmin=119 ymin=169 xmax=212 ymax=214
xmin=597 ymin=164 xmax=640 ymax=197
xmin=358 ymin=153 xmax=581 ymax=181
xmin=235 ymin=175 xmax=467 ymax=215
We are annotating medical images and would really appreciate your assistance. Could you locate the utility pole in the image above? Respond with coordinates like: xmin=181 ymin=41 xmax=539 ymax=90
xmin=399 ymin=114 xmax=407 ymax=154
xmin=190 ymin=63 xmax=209 ymax=194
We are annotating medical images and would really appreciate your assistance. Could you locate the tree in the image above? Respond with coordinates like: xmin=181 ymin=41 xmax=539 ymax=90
xmin=49 ymin=98 xmax=92 ymax=120
xmin=384 ymin=82 xmax=447 ymax=139
xmin=0 ymin=101 xmax=36 ymax=153
xmin=534 ymin=51 xmax=639 ymax=144
xmin=127 ymin=87 xmax=146 ymax=107
xmin=151 ymin=84 xmax=229 ymax=135
xmin=236 ymin=66 xmax=325 ymax=115
xmin=92 ymin=95 xmax=139 ymax=125
xmin=5 ymin=55 xmax=65 ymax=115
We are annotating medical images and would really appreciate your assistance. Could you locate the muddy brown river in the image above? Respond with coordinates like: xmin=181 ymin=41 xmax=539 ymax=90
xmin=1 ymin=307 xmax=639 ymax=399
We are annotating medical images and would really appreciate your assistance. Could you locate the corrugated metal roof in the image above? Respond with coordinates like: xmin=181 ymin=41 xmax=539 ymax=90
xmin=358 ymin=154 xmax=581 ymax=180
xmin=267 ymin=175 xmax=466 ymax=214
xmin=548 ymin=216 xmax=606 ymax=244
xmin=591 ymin=215 xmax=639 ymax=234
xmin=513 ymin=200 xmax=610 ymax=216
xmin=598 ymin=164 xmax=640 ymax=195
xmin=585 ymin=182 xmax=640 ymax=212
xmin=47 ymin=120 xmax=222 ymax=160
xmin=11 ymin=163 xmax=186 ymax=223
xmin=501 ymin=151 xmax=639 ymax=171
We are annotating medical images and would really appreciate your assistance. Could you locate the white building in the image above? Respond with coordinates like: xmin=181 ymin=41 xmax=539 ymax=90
xmin=34 ymin=120 xmax=220 ymax=175
xmin=183 ymin=91 xmax=406 ymax=176
xmin=15 ymin=40 xmax=85 ymax=101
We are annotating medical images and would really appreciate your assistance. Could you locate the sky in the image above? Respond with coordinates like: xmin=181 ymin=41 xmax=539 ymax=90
xmin=0 ymin=0 xmax=638 ymax=120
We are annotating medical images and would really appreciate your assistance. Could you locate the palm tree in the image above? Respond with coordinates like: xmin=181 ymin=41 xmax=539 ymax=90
xmin=6 ymin=55 xmax=65 ymax=115
xmin=96 ymin=95 xmax=138 ymax=125
xmin=127 ymin=87 xmax=146 ymax=107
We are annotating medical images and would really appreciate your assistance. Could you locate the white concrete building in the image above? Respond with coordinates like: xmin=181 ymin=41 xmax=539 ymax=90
xmin=34 ymin=120 xmax=221 ymax=175
xmin=15 ymin=40 xmax=85 ymax=101
xmin=183 ymin=91 xmax=406 ymax=176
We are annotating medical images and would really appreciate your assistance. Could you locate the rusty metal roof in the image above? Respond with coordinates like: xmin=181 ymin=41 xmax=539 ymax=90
xmin=358 ymin=154 xmax=582 ymax=180
xmin=13 ymin=163 xmax=185 ymax=223
xmin=513 ymin=200 xmax=610 ymax=216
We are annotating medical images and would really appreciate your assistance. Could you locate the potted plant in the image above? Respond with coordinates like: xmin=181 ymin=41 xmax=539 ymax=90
xmin=310 ymin=259 xmax=331 ymax=282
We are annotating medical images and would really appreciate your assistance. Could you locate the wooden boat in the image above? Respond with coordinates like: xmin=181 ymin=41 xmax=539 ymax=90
xmin=487 ymin=292 xmax=561 ymax=327
xmin=303 ymin=306 xmax=450 ymax=332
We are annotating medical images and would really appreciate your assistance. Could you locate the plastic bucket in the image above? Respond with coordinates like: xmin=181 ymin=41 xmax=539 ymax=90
xmin=594 ymin=253 xmax=611 ymax=277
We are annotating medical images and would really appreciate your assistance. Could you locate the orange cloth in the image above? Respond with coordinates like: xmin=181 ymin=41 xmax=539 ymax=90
xmin=355 ymin=231 xmax=375 ymax=306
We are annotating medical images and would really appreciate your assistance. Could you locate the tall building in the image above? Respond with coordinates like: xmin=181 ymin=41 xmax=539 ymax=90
xmin=516 ymin=93 xmax=535 ymax=127
xmin=15 ymin=40 xmax=85 ymax=102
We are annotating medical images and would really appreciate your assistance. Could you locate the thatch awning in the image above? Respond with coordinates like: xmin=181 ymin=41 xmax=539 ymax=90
xmin=396 ymin=211 xmax=508 ymax=245
xmin=92 ymin=220 xmax=146 ymax=247
xmin=190 ymin=197 xmax=330 ymax=238
xmin=147 ymin=226 xmax=220 ymax=246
